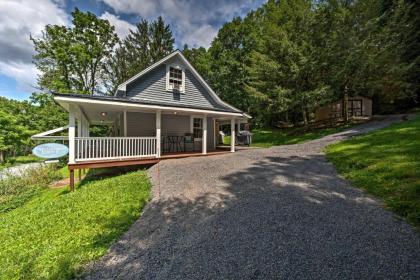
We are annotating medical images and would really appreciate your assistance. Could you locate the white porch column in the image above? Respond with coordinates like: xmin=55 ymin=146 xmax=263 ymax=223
xmin=156 ymin=110 xmax=161 ymax=158
xmin=213 ymin=119 xmax=217 ymax=150
xmin=77 ymin=118 xmax=82 ymax=137
xmin=86 ymin=122 xmax=90 ymax=137
xmin=68 ymin=109 xmax=76 ymax=163
xmin=123 ymin=110 xmax=127 ymax=137
xmin=202 ymin=116 xmax=207 ymax=154
xmin=230 ymin=118 xmax=235 ymax=153
xmin=190 ymin=116 xmax=194 ymax=133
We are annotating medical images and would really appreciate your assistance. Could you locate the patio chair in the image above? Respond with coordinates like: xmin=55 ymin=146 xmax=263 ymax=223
xmin=184 ymin=133 xmax=194 ymax=152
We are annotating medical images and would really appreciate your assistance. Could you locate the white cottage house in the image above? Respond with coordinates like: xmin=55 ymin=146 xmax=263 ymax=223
xmin=33 ymin=50 xmax=250 ymax=189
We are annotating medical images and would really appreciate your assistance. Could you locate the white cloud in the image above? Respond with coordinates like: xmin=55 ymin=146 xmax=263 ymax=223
xmin=101 ymin=0 xmax=258 ymax=48
xmin=0 ymin=61 xmax=39 ymax=92
xmin=100 ymin=11 xmax=135 ymax=39
xmin=182 ymin=25 xmax=218 ymax=49
xmin=0 ymin=0 xmax=68 ymax=93
xmin=102 ymin=0 xmax=158 ymax=18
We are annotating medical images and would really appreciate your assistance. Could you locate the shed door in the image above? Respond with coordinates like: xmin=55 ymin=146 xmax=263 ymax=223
xmin=348 ymin=100 xmax=362 ymax=117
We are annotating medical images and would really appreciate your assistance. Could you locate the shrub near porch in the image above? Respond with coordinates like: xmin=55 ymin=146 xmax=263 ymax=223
xmin=0 ymin=169 xmax=151 ymax=279
xmin=326 ymin=116 xmax=420 ymax=227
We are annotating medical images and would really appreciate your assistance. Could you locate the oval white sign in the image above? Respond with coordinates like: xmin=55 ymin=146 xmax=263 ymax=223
xmin=32 ymin=143 xmax=69 ymax=159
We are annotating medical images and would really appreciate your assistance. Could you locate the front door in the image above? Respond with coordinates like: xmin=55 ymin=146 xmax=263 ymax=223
xmin=192 ymin=117 xmax=203 ymax=151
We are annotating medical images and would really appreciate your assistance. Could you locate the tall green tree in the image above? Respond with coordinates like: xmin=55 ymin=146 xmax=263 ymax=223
xmin=369 ymin=0 xmax=420 ymax=110
xmin=207 ymin=17 xmax=256 ymax=113
xmin=124 ymin=20 xmax=152 ymax=78
xmin=246 ymin=0 xmax=330 ymax=126
xmin=29 ymin=93 xmax=67 ymax=132
xmin=182 ymin=45 xmax=211 ymax=81
xmin=149 ymin=16 xmax=175 ymax=63
xmin=0 ymin=110 xmax=25 ymax=162
xmin=0 ymin=99 xmax=35 ymax=162
xmin=32 ymin=8 xmax=119 ymax=95
xmin=104 ymin=17 xmax=175 ymax=95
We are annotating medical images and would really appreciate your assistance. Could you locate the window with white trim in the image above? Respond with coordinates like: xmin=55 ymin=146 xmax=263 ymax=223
xmin=193 ymin=118 xmax=203 ymax=139
xmin=167 ymin=65 xmax=185 ymax=92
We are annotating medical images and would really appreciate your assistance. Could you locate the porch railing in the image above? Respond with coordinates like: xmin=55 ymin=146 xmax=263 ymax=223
xmin=75 ymin=137 xmax=157 ymax=162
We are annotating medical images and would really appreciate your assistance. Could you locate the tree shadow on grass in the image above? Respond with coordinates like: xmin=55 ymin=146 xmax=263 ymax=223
xmin=82 ymin=151 xmax=420 ymax=279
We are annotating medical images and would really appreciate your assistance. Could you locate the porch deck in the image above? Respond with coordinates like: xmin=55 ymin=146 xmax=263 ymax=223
xmin=68 ymin=148 xmax=231 ymax=170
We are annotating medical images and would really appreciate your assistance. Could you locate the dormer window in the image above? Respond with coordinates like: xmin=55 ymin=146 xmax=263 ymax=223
xmin=166 ymin=65 xmax=185 ymax=92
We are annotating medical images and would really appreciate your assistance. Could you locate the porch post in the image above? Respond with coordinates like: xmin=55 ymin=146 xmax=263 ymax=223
xmin=156 ymin=110 xmax=161 ymax=158
xmin=230 ymin=118 xmax=235 ymax=152
xmin=69 ymin=109 xmax=76 ymax=163
xmin=202 ymin=116 xmax=207 ymax=154
xmin=213 ymin=119 xmax=217 ymax=149
xmin=123 ymin=110 xmax=127 ymax=137
xmin=77 ymin=118 xmax=82 ymax=137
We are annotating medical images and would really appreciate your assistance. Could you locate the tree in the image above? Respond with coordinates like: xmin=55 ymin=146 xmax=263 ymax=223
xmin=104 ymin=17 xmax=175 ymax=95
xmin=149 ymin=16 xmax=175 ymax=63
xmin=32 ymin=8 xmax=119 ymax=95
xmin=182 ymin=45 xmax=211 ymax=81
xmin=29 ymin=93 xmax=67 ymax=132
xmin=0 ymin=94 xmax=67 ymax=162
xmin=246 ymin=0 xmax=330 ymax=126
xmin=103 ymin=46 xmax=131 ymax=94
xmin=124 ymin=20 xmax=152 ymax=78
xmin=0 ymin=109 xmax=32 ymax=162
xmin=368 ymin=0 xmax=420 ymax=111
xmin=207 ymin=16 xmax=257 ymax=113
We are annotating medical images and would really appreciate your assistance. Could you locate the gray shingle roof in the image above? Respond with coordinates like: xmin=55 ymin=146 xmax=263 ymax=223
xmin=53 ymin=93 xmax=243 ymax=114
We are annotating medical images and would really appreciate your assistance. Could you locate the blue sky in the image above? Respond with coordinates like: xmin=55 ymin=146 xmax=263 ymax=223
xmin=0 ymin=0 xmax=265 ymax=101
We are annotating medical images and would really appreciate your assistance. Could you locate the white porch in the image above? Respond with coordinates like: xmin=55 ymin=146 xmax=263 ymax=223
xmin=62 ymin=98 xmax=247 ymax=164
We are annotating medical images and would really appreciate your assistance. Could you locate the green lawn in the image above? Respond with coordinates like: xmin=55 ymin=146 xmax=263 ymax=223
xmin=326 ymin=116 xmax=420 ymax=227
xmin=223 ymin=123 xmax=354 ymax=148
xmin=0 ymin=168 xmax=151 ymax=279
xmin=0 ymin=155 xmax=43 ymax=170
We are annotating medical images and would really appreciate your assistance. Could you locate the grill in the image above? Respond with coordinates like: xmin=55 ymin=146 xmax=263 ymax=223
xmin=236 ymin=131 xmax=252 ymax=146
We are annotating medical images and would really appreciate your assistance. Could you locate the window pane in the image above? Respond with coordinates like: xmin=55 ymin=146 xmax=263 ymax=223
xmin=169 ymin=67 xmax=183 ymax=89
xmin=193 ymin=118 xmax=203 ymax=138
xmin=193 ymin=128 xmax=203 ymax=139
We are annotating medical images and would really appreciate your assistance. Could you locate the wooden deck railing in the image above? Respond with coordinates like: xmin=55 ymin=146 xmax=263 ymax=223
xmin=75 ymin=137 xmax=157 ymax=162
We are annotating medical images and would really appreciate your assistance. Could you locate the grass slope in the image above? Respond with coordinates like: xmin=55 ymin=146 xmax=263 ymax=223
xmin=251 ymin=125 xmax=353 ymax=147
xmin=326 ymin=116 xmax=420 ymax=227
xmin=0 ymin=170 xmax=151 ymax=279
xmin=224 ymin=123 xmax=353 ymax=148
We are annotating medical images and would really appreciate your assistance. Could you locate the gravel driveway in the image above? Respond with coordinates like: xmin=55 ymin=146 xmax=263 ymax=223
xmin=84 ymin=116 xmax=420 ymax=279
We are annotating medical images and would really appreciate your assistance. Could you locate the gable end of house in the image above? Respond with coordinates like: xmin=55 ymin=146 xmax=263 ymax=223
xmin=115 ymin=50 xmax=243 ymax=114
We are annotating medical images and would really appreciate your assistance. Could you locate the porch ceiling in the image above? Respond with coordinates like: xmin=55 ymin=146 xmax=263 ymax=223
xmin=56 ymin=97 xmax=248 ymax=125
